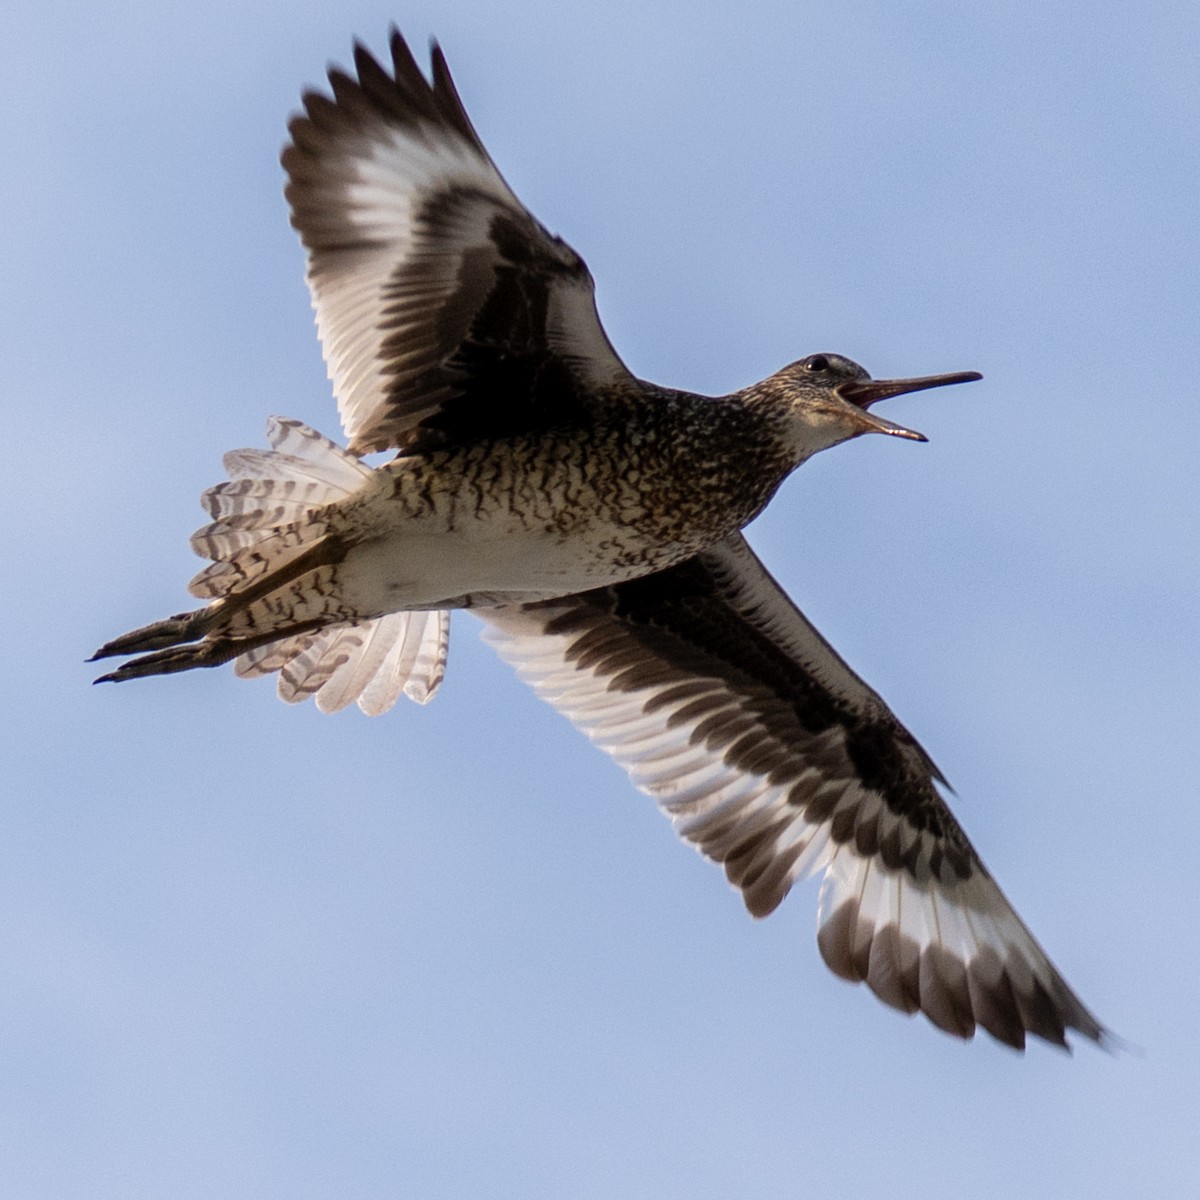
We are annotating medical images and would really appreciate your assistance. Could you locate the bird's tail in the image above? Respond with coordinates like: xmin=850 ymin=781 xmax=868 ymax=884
xmin=91 ymin=418 xmax=448 ymax=714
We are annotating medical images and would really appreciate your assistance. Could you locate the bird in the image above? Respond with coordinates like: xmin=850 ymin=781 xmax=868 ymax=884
xmin=92 ymin=29 xmax=1108 ymax=1051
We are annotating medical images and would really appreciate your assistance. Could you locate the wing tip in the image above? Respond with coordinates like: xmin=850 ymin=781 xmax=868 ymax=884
xmin=816 ymin=896 xmax=1112 ymax=1052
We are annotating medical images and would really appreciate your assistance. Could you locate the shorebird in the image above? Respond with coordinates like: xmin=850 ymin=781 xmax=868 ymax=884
xmin=93 ymin=31 xmax=1108 ymax=1051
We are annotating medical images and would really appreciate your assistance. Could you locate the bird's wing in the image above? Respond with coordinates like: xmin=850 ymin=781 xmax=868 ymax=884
xmin=282 ymin=31 xmax=634 ymax=455
xmin=478 ymin=533 xmax=1107 ymax=1051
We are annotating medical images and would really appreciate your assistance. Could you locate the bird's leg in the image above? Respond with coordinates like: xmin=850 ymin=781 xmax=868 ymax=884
xmin=90 ymin=534 xmax=350 ymax=665
xmin=92 ymin=639 xmax=239 ymax=683
xmin=89 ymin=609 xmax=212 ymax=661
xmin=92 ymin=622 xmax=324 ymax=684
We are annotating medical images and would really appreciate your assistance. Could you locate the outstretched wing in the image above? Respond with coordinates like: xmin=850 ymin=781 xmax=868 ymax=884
xmin=282 ymin=30 xmax=633 ymax=455
xmin=479 ymin=534 xmax=1107 ymax=1051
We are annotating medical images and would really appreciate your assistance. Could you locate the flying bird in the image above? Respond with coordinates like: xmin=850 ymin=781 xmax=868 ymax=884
xmin=93 ymin=30 xmax=1108 ymax=1051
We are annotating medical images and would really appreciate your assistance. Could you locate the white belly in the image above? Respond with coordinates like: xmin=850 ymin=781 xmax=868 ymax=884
xmin=326 ymin=443 xmax=717 ymax=617
xmin=337 ymin=522 xmax=651 ymax=615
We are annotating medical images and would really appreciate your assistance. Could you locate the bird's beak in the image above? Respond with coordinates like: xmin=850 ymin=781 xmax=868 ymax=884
xmin=837 ymin=370 xmax=983 ymax=442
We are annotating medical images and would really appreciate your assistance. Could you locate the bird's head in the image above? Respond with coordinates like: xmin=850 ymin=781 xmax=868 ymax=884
xmin=767 ymin=353 xmax=982 ymax=462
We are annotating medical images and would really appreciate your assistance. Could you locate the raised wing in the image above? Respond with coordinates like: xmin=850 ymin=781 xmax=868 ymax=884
xmin=479 ymin=534 xmax=1107 ymax=1051
xmin=282 ymin=31 xmax=633 ymax=455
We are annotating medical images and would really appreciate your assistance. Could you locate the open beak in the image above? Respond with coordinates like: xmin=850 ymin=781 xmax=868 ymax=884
xmin=837 ymin=370 xmax=983 ymax=442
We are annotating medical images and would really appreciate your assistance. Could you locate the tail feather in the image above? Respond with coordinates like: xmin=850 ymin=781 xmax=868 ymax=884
xmin=187 ymin=417 xmax=372 ymax=601
xmin=94 ymin=416 xmax=451 ymax=715
xmin=222 ymin=447 xmax=363 ymax=493
xmin=188 ymin=522 xmax=326 ymax=599
xmin=361 ymin=609 xmax=448 ymax=711
xmin=279 ymin=623 xmax=381 ymax=707
xmin=236 ymin=610 xmax=449 ymax=715
xmin=234 ymin=630 xmax=317 ymax=679
xmin=190 ymin=518 xmax=284 ymax=564
xmin=195 ymin=482 xmax=333 ymax=539
xmin=260 ymin=416 xmax=373 ymax=489
xmin=225 ymin=416 xmax=372 ymax=488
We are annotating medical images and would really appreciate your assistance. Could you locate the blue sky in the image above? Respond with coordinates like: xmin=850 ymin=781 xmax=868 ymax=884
xmin=4 ymin=1 xmax=1198 ymax=1195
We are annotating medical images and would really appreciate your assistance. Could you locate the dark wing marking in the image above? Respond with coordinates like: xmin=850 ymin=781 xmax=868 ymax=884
xmin=479 ymin=533 xmax=1108 ymax=1051
xmin=282 ymin=31 xmax=633 ymax=454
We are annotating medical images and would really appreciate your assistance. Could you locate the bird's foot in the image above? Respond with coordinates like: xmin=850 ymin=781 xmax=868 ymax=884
xmin=88 ymin=610 xmax=209 ymax=663
xmin=92 ymin=637 xmax=239 ymax=684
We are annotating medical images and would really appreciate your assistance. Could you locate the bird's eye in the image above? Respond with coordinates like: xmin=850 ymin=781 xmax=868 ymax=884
xmin=802 ymin=354 xmax=830 ymax=373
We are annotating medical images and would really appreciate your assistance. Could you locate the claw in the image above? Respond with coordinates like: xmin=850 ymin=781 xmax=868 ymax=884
xmin=93 ymin=638 xmax=240 ymax=684
xmin=92 ymin=619 xmax=328 ymax=685
xmin=89 ymin=609 xmax=210 ymax=662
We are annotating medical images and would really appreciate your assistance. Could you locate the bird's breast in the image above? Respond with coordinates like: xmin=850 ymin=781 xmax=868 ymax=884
xmin=329 ymin=416 xmax=789 ymax=610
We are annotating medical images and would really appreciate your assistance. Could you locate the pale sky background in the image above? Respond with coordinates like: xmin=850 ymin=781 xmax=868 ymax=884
xmin=3 ymin=1 xmax=1198 ymax=1196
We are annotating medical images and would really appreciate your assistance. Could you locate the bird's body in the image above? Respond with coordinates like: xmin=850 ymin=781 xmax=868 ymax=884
xmin=94 ymin=31 xmax=1110 ymax=1051
xmin=301 ymin=382 xmax=788 ymax=612
xmin=110 ymin=364 xmax=917 ymax=653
